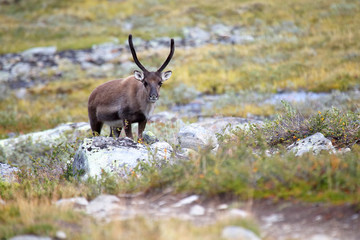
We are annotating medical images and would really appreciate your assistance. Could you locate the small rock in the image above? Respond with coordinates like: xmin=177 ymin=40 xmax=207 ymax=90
xmin=0 ymin=163 xmax=19 ymax=183
xmin=55 ymin=197 xmax=89 ymax=209
xmin=0 ymin=70 xmax=10 ymax=82
xmin=189 ymin=205 xmax=205 ymax=216
xmin=0 ymin=199 xmax=5 ymax=205
xmin=287 ymin=133 xmax=335 ymax=156
xmin=221 ymin=226 xmax=260 ymax=240
xmin=143 ymin=131 xmax=158 ymax=144
xmin=55 ymin=231 xmax=67 ymax=240
xmin=217 ymin=204 xmax=228 ymax=210
xmin=229 ymin=209 xmax=249 ymax=218
xmin=22 ymin=46 xmax=57 ymax=57
xmin=9 ymin=236 xmax=52 ymax=240
xmin=11 ymin=62 xmax=31 ymax=76
xmin=86 ymin=194 xmax=120 ymax=219
xmin=172 ymin=195 xmax=199 ymax=207
xmin=177 ymin=125 xmax=218 ymax=151
xmin=309 ymin=234 xmax=333 ymax=240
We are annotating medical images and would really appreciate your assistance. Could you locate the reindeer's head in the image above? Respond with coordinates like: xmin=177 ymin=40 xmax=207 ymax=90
xmin=128 ymin=34 xmax=174 ymax=103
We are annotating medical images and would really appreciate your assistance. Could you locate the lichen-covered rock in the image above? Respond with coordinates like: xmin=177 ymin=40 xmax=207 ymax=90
xmin=73 ymin=137 xmax=173 ymax=179
xmin=287 ymin=132 xmax=336 ymax=157
xmin=0 ymin=122 xmax=91 ymax=166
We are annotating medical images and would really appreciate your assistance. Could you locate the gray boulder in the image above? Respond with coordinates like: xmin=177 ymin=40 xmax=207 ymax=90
xmin=0 ymin=122 xmax=91 ymax=166
xmin=287 ymin=132 xmax=336 ymax=157
xmin=73 ymin=137 xmax=173 ymax=179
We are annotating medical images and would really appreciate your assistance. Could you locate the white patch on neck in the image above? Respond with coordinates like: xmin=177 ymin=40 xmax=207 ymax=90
xmin=144 ymin=103 xmax=155 ymax=118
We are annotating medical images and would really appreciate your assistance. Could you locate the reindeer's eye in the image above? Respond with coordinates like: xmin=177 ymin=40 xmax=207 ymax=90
xmin=143 ymin=82 xmax=148 ymax=87
xmin=158 ymin=82 xmax=163 ymax=87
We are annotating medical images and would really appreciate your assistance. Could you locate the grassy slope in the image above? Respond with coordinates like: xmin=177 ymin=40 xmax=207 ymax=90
xmin=1 ymin=0 xmax=359 ymax=137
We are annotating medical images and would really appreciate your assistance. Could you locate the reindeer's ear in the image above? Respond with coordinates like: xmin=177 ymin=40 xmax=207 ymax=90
xmin=161 ymin=71 xmax=172 ymax=81
xmin=134 ymin=70 xmax=144 ymax=81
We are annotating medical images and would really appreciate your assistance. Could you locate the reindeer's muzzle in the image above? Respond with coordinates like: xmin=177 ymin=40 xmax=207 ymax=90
xmin=149 ymin=94 xmax=158 ymax=103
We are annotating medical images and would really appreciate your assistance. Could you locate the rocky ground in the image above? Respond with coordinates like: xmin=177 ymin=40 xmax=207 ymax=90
xmin=1 ymin=116 xmax=358 ymax=240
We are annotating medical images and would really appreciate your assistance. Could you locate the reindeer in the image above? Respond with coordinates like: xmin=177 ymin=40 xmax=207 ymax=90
xmin=88 ymin=34 xmax=174 ymax=140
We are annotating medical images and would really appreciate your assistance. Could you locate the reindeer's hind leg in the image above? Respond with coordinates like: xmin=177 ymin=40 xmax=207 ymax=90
xmin=110 ymin=127 xmax=122 ymax=138
xmin=88 ymin=108 xmax=103 ymax=136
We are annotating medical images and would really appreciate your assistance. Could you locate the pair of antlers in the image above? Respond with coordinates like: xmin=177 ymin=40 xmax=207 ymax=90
xmin=128 ymin=34 xmax=174 ymax=73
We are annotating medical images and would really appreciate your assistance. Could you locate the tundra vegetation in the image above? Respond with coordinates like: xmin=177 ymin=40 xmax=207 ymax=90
xmin=0 ymin=0 xmax=359 ymax=239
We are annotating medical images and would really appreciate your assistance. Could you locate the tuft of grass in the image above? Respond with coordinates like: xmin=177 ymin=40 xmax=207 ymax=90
xmin=261 ymin=101 xmax=360 ymax=148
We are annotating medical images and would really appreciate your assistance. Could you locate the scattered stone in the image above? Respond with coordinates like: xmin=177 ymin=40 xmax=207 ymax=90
xmin=55 ymin=197 xmax=89 ymax=209
xmin=221 ymin=226 xmax=261 ymax=240
xmin=0 ymin=163 xmax=19 ymax=182
xmin=262 ymin=214 xmax=284 ymax=227
xmin=143 ymin=131 xmax=158 ymax=144
xmin=195 ymin=117 xmax=262 ymax=136
xmin=86 ymin=194 xmax=121 ymax=219
xmin=309 ymin=234 xmax=334 ymax=240
xmin=55 ymin=231 xmax=67 ymax=240
xmin=189 ymin=204 xmax=205 ymax=216
xmin=217 ymin=204 xmax=229 ymax=210
xmin=9 ymin=236 xmax=52 ymax=240
xmin=287 ymin=133 xmax=336 ymax=157
xmin=172 ymin=195 xmax=199 ymax=208
xmin=177 ymin=125 xmax=218 ymax=151
xmin=0 ymin=70 xmax=10 ymax=82
xmin=22 ymin=46 xmax=57 ymax=58
xmin=73 ymin=137 xmax=172 ymax=179
xmin=0 ymin=199 xmax=5 ymax=205
xmin=229 ymin=209 xmax=249 ymax=218
xmin=183 ymin=27 xmax=211 ymax=46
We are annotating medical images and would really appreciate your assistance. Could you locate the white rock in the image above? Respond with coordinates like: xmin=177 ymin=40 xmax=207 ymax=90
xmin=9 ymin=236 xmax=52 ymax=240
xmin=194 ymin=117 xmax=261 ymax=136
xmin=11 ymin=62 xmax=31 ymax=76
xmin=0 ymin=199 xmax=5 ymax=205
xmin=55 ymin=231 xmax=67 ymax=240
xmin=177 ymin=125 xmax=218 ymax=151
xmin=55 ymin=197 xmax=89 ymax=209
xmin=22 ymin=46 xmax=57 ymax=57
xmin=0 ymin=122 xmax=91 ymax=165
xmin=229 ymin=209 xmax=249 ymax=218
xmin=172 ymin=195 xmax=199 ymax=208
xmin=0 ymin=163 xmax=19 ymax=182
xmin=287 ymin=132 xmax=335 ymax=156
xmin=73 ymin=137 xmax=173 ymax=179
xmin=189 ymin=204 xmax=205 ymax=216
xmin=221 ymin=226 xmax=260 ymax=240
xmin=309 ymin=234 xmax=334 ymax=240
xmin=86 ymin=194 xmax=120 ymax=219
xmin=0 ymin=70 xmax=10 ymax=82
xmin=217 ymin=204 xmax=228 ymax=210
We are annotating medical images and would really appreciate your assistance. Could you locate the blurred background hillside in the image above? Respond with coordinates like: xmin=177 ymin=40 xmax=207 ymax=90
xmin=0 ymin=0 xmax=359 ymax=138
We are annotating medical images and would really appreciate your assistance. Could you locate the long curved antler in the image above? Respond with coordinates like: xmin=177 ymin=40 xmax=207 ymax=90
xmin=128 ymin=34 xmax=148 ymax=72
xmin=157 ymin=38 xmax=175 ymax=72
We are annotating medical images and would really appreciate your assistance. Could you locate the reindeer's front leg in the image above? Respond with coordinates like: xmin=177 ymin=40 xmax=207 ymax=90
xmin=124 ymin=119 xmax=133 ymax=139
xmin=138 ymin=119 xmax=147 ymax=142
